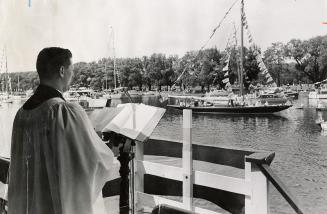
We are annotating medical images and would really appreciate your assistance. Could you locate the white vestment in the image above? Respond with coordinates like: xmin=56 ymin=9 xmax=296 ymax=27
xmin=8 ymin=98 xmax=115 ymax=214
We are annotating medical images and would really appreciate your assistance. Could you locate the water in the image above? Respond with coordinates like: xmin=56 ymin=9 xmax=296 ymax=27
xmin=1 ymin=94 xmax=327 ymax=213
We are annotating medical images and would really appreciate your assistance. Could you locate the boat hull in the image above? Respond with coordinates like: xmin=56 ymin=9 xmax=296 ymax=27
xmin=309 ymin=92 xmax=327 ymax=99
xmin=321 ymin=122 xmax=327 ymax=131
xmin=167 ymin=105 xmax=292 ymax=114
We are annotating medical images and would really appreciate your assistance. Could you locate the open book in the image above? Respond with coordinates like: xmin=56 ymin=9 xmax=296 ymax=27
xmin=89 ymin=103 xmax=166 ymax=142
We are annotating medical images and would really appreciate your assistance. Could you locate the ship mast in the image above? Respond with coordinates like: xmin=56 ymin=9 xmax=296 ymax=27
xmin=111 ymin=26 xmax=117 ymax=89
xmin=104 ymin=61 xmax=107 ymax=90
xmin=240 ymin=0 xmax=244 ymax=96
xmin=18 ymin=74 xmax=20 ymax=92
xmin=5 ymin=47 xmax=9 ymax=97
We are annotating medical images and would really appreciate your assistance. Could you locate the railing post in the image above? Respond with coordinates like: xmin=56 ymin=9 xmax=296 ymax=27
xmin=134 ymin=141 xmax=144 ymax=212
xmin=182 ymin=109 xmax=193 ymax=211
xmin=245 ymin=161 xmax=269 ymax=214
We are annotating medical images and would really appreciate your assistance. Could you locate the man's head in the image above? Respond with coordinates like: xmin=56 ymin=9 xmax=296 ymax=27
xmin=36 ymin=47 xmax=73 ymax=92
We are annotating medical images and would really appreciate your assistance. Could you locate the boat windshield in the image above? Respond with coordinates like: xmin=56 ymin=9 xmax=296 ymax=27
xmin=319 ymin=90 xmax=327 ymax=94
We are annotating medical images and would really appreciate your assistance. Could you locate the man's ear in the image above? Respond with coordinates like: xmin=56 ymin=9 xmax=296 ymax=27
xmin=59 ymin=66 xmax=65 ymax=78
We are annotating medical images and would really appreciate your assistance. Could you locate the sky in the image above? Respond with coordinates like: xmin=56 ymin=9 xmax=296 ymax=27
xmin=0 ymin=0 xmax=326 ymax=72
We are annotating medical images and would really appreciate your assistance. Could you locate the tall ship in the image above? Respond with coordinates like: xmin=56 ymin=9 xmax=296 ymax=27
xmin=167 ymin=0 xmax=292 ymax=114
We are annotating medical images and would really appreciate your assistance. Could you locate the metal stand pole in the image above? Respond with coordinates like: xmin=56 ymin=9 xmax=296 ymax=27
xmin=117 ymin=138 xmax=135 ymax=214
xmin=130 ymin=146 xmax=135 ymax=214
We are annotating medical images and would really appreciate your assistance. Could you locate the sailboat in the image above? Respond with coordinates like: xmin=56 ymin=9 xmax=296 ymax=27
xmin=0 ymin=47 xmax=13 ymax=103
xmin=109 ymin=27 xmax=141 ymax=100
xmin=167 ymin=0 xmax=292 ymax=114
xmin=108 ymin=26 xmax=125 ymax=99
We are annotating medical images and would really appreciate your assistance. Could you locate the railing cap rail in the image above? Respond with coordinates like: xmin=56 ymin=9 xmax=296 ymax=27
xmin=0 ymin=156 xmax=10 ymax=163
xmin=245 ymin=152 xmax=275 ymax=166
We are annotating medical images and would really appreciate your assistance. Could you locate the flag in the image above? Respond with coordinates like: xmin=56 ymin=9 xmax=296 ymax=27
xmin=264 ymin=68 xmax=269 ymax=73
xmin=222 ymin=78 xmax=229 ymax=84
xmin=267 ymin=77 xmax=273 ymax=82
xmin=258 ymin=63 xmax=265 ymax=70
xmin=222 ymin=64 xmax=229 ymax=71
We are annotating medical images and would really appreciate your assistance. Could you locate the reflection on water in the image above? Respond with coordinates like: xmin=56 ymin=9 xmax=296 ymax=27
xmin=1 ymin=93 xmax=327 ymax=213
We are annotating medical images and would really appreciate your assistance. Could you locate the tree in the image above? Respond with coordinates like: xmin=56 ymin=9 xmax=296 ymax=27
xmin=284 ymin=36 xmax=327 ymax=83
xmin=264 ymin=42 xmax=285 ymax=86
xmin=243 ymin=46 xmax=261 ymax=88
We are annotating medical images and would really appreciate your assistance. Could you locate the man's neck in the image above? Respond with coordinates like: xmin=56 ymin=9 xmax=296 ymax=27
xmin=40 ymin=81 xmax=64 ymax=93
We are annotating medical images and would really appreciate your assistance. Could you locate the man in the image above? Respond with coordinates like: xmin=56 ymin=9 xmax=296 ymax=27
xmin=8 ymin=47 xmax=115 ymax=214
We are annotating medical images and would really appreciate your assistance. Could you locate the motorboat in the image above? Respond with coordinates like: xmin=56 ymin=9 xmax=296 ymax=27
xmin=316 ymin=102 xmax=327 ymax=111
xmin=309 ymin=88 xmax=327 ymax=99
xmin=321 ymin=121 xmax=327 ymax=131
xmin=255 ymin=93 xmax=288 ymax=105
xmin=284 ymin=90 xmax=299 ymax=99
xmin=64 ymin=88 xmax=110 ymax=108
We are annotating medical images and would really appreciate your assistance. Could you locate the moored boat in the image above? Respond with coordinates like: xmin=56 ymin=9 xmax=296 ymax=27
xmin=64 ymin=88 xmax=110 ymax=108
xmin=309 ymin=88 xmax=327 ymax=99
xmin=256 ymin=93 xmax=288 ymax=105
xmin=167 ymin=104 xmax=292 ymax=114
xmin=321 ymin=121 xmax=327 ymax=131
xmin=284 ymin=90 xmax=299 ymax=99
xmin=316 ymin=102 xmax=327 ymax=111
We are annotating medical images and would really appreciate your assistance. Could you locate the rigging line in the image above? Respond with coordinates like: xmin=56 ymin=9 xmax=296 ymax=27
xmin=200 ymin=0 xmax=240 ymax=51
xmin=172 ymin=0 xmax=239 ymax=87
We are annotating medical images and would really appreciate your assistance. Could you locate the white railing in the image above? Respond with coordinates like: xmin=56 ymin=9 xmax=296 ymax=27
xmin=133 ymin=109 xmax=273 ymax=214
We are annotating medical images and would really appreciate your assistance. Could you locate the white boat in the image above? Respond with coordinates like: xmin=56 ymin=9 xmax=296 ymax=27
xmin=128 ymin=90 xmax=142 ymax=97
xmin=203 ymin=89 xmax=231 ymax=105
xmin=142 ymin=91 xmax=158 ymax=96
xmin=315 ymin=116 xmax=324 ymax=125
xmin=309 ymin=89 xmax=327 ymax=99
xmin=2 ymin=98 xmax=13 ymax=103
xmin=64 ymin=88 xmax=110 ymax=108
xmin=316 ymin=102 xmax=327 ymax=111
xmin=321 ymin=121 xmax=327 ymax=131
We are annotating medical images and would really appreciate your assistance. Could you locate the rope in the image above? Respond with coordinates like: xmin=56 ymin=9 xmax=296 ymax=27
xmin=172 ymin=0 xmax=239 ymax=87
xmin=242 ymin=9 xmax=277 ymax=86
xmin=200 ymin=0 xmax=240 ymax=50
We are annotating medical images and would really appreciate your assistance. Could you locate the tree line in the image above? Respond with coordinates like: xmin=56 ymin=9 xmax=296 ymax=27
xmin=1 ymin=34 xmax=327 ymax=92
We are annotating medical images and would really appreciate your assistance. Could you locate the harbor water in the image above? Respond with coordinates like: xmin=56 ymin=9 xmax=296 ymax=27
xmin=1 ymin=93 xmax=327 ymax=214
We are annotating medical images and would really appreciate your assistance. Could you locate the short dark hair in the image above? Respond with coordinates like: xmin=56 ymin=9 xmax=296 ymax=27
xmin=36 ymin=47 xmax=72 ymax=80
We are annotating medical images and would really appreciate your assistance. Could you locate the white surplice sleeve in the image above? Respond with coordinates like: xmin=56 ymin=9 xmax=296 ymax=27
xmin=47 ymin=102 xmax=115 ymax=214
